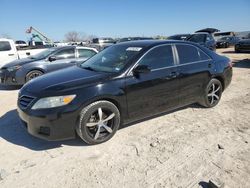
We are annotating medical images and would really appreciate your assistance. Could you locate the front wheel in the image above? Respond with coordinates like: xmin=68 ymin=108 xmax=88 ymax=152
xmin=200 ymin=79 xmax=223 ymax=108
xmin=25 ymin=70 xmax=43 ymax=82
xmin=76 ymin=100 xmax=120 ymax=145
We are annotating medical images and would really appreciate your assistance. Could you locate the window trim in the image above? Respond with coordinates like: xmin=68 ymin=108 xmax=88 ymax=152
xmin=127 ymin=44 xmax=177 ymax=76
xmin=173 ymin=43 xmax=212 ymax=66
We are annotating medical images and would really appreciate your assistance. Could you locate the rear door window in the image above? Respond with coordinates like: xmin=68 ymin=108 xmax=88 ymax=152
xmin=0 ymin=41 xmax=11 ymax=51
xmin=138 ymin=45 xmax=174 ymax=69
xmin=176 ymin=45 xmax=200 ymax=64
xmin=78 ymin=49 xmax=97 ymax=58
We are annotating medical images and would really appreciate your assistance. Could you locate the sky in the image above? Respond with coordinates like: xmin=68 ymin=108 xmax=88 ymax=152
xmin=0 ymin=0 xmax=250 ymax=41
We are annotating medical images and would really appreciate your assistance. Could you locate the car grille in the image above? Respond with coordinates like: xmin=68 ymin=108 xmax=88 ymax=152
xmin=19 ymin=95 xmax=36 ymax=109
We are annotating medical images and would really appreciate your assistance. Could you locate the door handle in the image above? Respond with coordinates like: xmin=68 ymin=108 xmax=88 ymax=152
xmin=170 ymin=71 xmax=177 ymax=78
xmin=165 ymin=72 xmax=178 ymax=80
xmin=208 ymin=63 xmax=212 ymax=68
xmin=8 ymin=54 xmax=14 ymax=56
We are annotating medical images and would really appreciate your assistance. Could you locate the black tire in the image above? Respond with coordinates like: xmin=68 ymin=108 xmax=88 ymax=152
xmin=25 ymin=70 xmax=43 ymax=82
xmin=76 ymin=100 xmax=120 ymax=145
xmin=200 ymin=79 xmax=223 ymax=108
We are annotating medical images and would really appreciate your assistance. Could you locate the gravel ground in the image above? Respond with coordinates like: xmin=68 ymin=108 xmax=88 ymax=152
xmin=0 ymin=48 xmax=250 ymax=188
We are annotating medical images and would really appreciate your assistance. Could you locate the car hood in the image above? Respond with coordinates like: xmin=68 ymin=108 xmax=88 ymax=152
xmin=22 ymin=66 xmax=111 ymax=94
xmin=3 ymin=57 xmax=42 ymax=68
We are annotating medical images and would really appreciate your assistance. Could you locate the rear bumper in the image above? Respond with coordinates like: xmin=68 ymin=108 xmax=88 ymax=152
xmin=223 ymin=67 xmax=232 ymax=90
xmin=17 ymin=106 xmax=78 ymax=141
xmin=235 ymin=44 xmax=250 ymax=52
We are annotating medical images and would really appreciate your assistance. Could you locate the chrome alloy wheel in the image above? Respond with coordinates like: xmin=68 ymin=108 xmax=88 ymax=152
xmin=86 ymin=108 xmax=115 ymax=140
xmin=207 ymin=83 xmax=221 ymax=105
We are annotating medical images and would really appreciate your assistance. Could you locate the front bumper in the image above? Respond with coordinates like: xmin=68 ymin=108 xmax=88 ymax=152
xmin=0 ymin=69 xmax=24 ymax=85
xmin=17 ymin=106 xmax=79 ymax=141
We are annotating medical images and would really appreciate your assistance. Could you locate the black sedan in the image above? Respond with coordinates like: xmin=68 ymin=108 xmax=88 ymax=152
xmin=235 ymin=39 xmax=250 ymax=53
xmin=17 ymin=40 xmax=232 ymax=144
xmin=0 ymin=46 xmax=98 ymax=85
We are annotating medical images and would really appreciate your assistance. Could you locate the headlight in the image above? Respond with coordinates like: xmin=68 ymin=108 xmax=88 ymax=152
xmin=7 ymin=65 xmax=21 ymax=72
xmin=31 ymin=95 xmax=76 ymax=109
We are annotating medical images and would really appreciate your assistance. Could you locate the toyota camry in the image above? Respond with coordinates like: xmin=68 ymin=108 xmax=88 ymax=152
xmin=17 ymin=40 xmax=232 ymax=144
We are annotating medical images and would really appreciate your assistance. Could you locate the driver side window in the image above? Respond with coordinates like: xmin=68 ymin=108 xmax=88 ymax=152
xmin=54 ymin=48 xmax=75 ymax=59
xmin=138 ymin=45 xmax=174 ymax=69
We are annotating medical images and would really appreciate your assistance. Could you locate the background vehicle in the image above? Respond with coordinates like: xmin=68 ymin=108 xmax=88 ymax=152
xmin=187 ymin=32 xmax=216 ymax=51
xmin=216 ymin=36 xmax=240 ymax=48
xmin=235 ymin=39 xmax=250 ymax=53
xmin=116 ymin=37 xmax=154 ymax=43
xmin=0 ymin=46 xmax=98 ymax=85
xmin=0 ymin=38 xmax=48 ymax=67
xmin=17 ymin=40 xmax=232 ymax=144
xmin=91 ymin=37 xmax=116 ymax=50
xmin=167 ymin=34 xmax=191 ymax=41
xmin=15 ymin=40 xmax=28 ymax=48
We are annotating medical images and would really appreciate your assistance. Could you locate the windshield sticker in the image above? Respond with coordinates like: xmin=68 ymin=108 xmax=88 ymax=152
xmin=126 ymin=47 xmax=142 ymax=51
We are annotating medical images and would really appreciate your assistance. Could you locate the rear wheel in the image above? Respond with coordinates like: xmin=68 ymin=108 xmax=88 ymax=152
xmin=25 ymin=70 xmax=43 ymax=82
xmin=76 ymin=100 xmax=120 ymax=145
xmin=200 ymin=79 xmax=222 ymax=108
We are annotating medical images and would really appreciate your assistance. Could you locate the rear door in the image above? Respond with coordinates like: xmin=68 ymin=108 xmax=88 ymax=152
xmin=175 ymin=44 xmax=213 ymax=105
xmin=125 ymin=44 xmax=180 ymax=120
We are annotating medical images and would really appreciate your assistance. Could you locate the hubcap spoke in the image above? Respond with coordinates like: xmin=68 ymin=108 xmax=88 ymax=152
xmin=211 ymin=96 xmax=214 ymax=104
xmin=212 ymin=83 xmax=215 ymax=92
xmin=214 ymin=94 xmax=219 ymax=100
xmin=103 ymin=113 xmax=115 ymax=122
xmin=86 ymin=122 xmax=98 ymax=127
xmin=98 ymin=108 xmax=103 ymax=121
xmin=208 ymin=93 xmax=213 ymax=97
xmin=94 ymin=126 xmax=101 ymax=140
xmin=214 ymin=86 xmax=220 ymax=93
xmin=102 ymin=124 xmax=113 ymax=133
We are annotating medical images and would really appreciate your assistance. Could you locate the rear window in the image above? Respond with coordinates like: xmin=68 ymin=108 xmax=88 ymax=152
xmin=176 ymin=44 xmax=210 ymax=64
xmin=188 ymin=34 xmax=206 ymax=43
xmin=0 ymin=41 xmax=11 ymax=51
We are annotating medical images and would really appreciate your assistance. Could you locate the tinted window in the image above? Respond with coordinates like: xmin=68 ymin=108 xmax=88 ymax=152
xmin=55 ymin=48 xmax=75 ymax=59
xmin=139 ymin=45 xmax=174 ymax=69
xmin=176 ymin=45 xmax=200 ymax=64
xmin=0 ymin=41 xmax=11 ymax=51
xmin=78 ymin=49 xmax=96 ymax=58
xmin=199 ymin=49 xmax=210 ymax=61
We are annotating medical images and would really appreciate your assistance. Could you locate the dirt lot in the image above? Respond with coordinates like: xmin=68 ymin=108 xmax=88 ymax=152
xmin=0 ymin=48 xmax=250 ymax=188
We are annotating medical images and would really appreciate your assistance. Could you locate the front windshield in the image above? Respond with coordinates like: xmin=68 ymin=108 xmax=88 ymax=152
xmin=80 ymin=44 xmax=144 ymax=73
xmin=29 ymin=48 xmax=57 ymax=59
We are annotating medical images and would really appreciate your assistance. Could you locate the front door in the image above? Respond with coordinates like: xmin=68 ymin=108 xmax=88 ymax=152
xmin=125 ymin=45 xmax=179 ymax=121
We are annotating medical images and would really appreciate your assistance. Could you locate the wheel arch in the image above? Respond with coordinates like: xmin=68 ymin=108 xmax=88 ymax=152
xmin=213 ymin=76 xmax=225 ymax=91
xmin=25 ymin=68 xmax=45 ymax=81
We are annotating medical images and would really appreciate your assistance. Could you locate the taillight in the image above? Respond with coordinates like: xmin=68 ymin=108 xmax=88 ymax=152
xmin=229 ymin=60 xmax=233 ymax=68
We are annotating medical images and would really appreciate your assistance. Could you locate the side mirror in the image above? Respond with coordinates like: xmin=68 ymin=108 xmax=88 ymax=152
xmin=133 ymin=65 xmax=151 ymax=75
xmin=48 ymin=56 xmax=57 ymax=62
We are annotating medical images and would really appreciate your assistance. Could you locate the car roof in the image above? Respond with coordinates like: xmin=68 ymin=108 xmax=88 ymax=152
xmin=114 ymin=39 xmax=198 ymax=48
